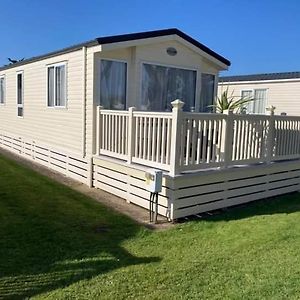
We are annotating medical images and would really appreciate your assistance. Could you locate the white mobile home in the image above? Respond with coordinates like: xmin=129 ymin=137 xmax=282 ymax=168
xmin=2 ymin=30 xmax=300 ymax=221
xmin=219 ymin=72 xmax=300 ymax=115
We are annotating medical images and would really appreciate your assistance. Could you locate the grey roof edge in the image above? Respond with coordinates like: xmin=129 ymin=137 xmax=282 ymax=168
xmin=220 ymin=71 xmax=300 ymax=83
xmin=0 ymin=28 xmax=230 ymax=72
xmin=0 ymin=39 xmax=98 ymax=72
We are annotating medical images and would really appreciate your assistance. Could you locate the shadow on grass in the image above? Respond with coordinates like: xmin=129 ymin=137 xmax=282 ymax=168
xmin=0 ymin=156 xmax=160 ymax=299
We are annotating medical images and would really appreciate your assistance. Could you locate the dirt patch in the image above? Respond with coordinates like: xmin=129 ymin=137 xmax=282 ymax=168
xmin=0 ymin=148 xmax=172 ymax=230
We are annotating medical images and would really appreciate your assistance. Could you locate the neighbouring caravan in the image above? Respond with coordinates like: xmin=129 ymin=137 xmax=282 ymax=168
xmin=219 ymin=72 xmax=300 ymax=115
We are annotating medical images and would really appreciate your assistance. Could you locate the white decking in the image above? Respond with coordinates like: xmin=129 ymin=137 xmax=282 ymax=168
xmin=94 ymin=101 xmax=300 ymax=220
xmin=2 ymin=101 xmax=300 ymax=221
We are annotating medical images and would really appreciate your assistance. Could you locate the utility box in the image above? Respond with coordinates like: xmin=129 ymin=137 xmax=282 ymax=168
xmin=145 ymin=169 xmax=163 ymax=193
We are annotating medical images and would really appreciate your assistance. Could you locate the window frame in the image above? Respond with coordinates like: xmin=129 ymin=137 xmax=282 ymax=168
xmin=46 ymin=62 xmax=68 ymax=109
xmin=0 ymin=75 xmax=5 ymax=105
xmin=241 ymin=88 xmax=268 ymax=114
xmin=16 ymin=71 xmax=24 ymax=118
xmin=97 ymin=58 xmax=128 ymax=109
xmin=139 ymin=60 xmax=199 ymax=111
xmin=200 ymin=72 xmax=217 ymax=113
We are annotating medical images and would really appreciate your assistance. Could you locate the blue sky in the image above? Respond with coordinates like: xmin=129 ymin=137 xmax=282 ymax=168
xmin=1 ymin=0 xmax=300 ymax=75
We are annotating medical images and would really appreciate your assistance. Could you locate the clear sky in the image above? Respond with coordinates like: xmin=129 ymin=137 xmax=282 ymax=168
xmin=1 ymin=0 xmax=300 ymax=75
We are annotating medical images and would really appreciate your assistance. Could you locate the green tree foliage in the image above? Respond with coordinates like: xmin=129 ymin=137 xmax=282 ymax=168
xmin=210 ymin=87 xmax=254 ymax=113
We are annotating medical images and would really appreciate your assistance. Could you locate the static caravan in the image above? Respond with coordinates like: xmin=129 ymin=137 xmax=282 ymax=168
xmin=2 ymin=30 xmax=300 ymax=220
xmin=219 ymin=72 xmax=300 ymax=115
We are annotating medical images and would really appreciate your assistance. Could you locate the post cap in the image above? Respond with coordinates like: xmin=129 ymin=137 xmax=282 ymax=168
xmin=266 ymin=105 xmax=276 ymax=115
xmin=171 ymin=99 xmax=185 ymax=110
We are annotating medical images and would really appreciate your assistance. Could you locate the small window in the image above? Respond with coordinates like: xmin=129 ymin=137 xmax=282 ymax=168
xmin=17 ymin=72 xmax=24 ymax=117
xmin=0 ymin=76 xmax=5 ymax=104
xmin=253 ymin=89 xmax=267 ymax=114
xmin=241 ymin=89 xmax=267 ymax=114
xmin=200 ymin=73 xmax=215 ymax=112
xmin=48 ymin=63 xmax=67 ymax=107
xmin=99 ymin=60 xmax=127 ymax=109
xmin=241 ymin=90 xmax=253 ymax=113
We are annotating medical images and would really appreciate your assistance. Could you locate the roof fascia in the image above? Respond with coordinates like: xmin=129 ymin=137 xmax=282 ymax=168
xmin=219 ymin=78 xmax=300 ymax=85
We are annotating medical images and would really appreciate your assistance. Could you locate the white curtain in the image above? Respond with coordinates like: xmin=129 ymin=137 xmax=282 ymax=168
xmin=48 ymin=67 xmax=54 ymax=106
xmin=99 ymin=60 xmax=127 ymax=109
xmin=55 ymin=65 xmax=66 ymax=106
xmin=253 ymin=89 xmax=266 ymax=114
xmin=141 ymin=64 xmax=196 ymax=111
xmin=241 ymin=90 xmax=253 ymax=113
xmin=0 ymin=78 xmax=4 ymax=104
xmin=242 ymin=89 xmax=266 ymax=114
xmin=17 ymin=73 xmax=23 ymax=105
xmin=200 ymin=74 xmax=215 ymax=112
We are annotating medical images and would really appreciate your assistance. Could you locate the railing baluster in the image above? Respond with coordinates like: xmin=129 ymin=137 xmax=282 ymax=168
xmin=161 ymin=118 xmax=166 ymax=164
xmin=191 ymin=119 xmax=197 ymax=165
xmin=166 ymin=118 xmax=171 ymax=165
xmin=156 ymin=118 xmax=161 ymax=163
xmin=185 ymin=118 xmax=192 ymax=165
xmin=147 ymin=117 xmax=152 ymax=160
xmin=196 ymin=120 xmax=202 ymax=164
xmin=206 ymin=120 xmax=212 ymax=163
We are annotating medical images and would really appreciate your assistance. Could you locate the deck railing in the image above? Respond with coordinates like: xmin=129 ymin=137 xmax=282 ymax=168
xmin=96 ymin=100 xmax=300 ymax=176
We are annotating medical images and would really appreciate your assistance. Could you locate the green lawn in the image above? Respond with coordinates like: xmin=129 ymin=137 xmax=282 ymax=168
xmin=1 ymin=154 xmax=300 ymax=299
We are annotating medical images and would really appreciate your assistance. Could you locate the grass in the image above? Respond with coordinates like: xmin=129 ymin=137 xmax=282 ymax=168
xmin=1 ymin=155 xmax=300 ymax=299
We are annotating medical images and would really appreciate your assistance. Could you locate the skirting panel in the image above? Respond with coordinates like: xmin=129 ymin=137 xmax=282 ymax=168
xmin=93 ymin=156 xmax=300 ymax=221
xmin=172 ymin=161 xmax=300 ymax=219
xmin=92 ymin=157 xmax=172 ymax=218
xmin=0 ymin=131 xmax=90 ymax=184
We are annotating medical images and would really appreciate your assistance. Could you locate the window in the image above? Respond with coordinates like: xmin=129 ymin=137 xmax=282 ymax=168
xmin=17 ymin=72 xmax=23 ymax=117
xmin=141 ymin=63 xmax=196 ymax=111
xmin=241 ymin=89 xmax=267 ymax=114
xmin=200 ymin=73 xmax=215 ymax=112
xmin=253 ymin=89 xmax=267 ymax=113
xmin=99 ymin=59 xmax=127 ymax=109
xmin=0 ymin=76 xmax=4 ymax=104
xmin=48 ymin=63 xmax=66 ymax=107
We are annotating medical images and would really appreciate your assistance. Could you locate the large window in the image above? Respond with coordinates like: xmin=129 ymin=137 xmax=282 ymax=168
xmin=48 ymin=63 xmax=67 ymax=107
xmin=99 ymin=59 xmax=127 ymax=109
xmin=241 ymin=89 xmax=267 ymax=114
xmin=141 ymin=63 xmax=196 ymax=111
xmin=200 ymin=73 xmax=215 ymax=112
xmin=0 ymin=76 xmax=4 ymax=104
xmin=17 ymin=72 xmax=23 ymax=117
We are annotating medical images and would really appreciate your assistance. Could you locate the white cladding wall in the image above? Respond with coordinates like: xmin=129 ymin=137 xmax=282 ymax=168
xmin=94 ymin=40 xmax=220 ymax=109
xmin=0 ymin=38 xmax=223 ymax=157
xmin=0 ymin=50 xmax=84 ymax=154
xmin=218 ymin=80 xmax=300 ymax=115
xmin=87 ymin=39 xmax=221 ymax=155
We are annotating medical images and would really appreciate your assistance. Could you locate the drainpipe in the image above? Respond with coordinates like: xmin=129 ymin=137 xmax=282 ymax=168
xmin=82 ymin=46 xmax=87 ymax=157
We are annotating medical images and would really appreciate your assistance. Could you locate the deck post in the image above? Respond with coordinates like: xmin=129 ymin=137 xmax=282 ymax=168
xmin=266 ymin=107 xmax=275 ymax=163
xmin=96 ymin=106 xmax=103 ymax=156
xmin=170 ymin=99 xmax=184 ymax=176
xmin=127 ymin=107 xmax=136 ymax=164
xmin=221 ymin=109 xmax=234 ymax=168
